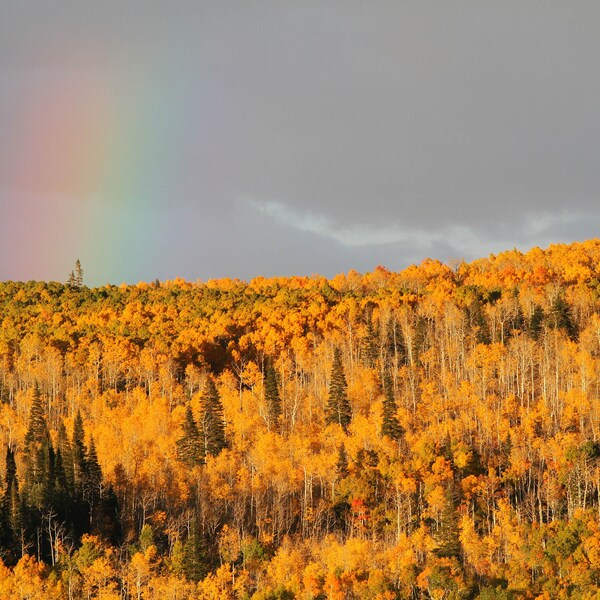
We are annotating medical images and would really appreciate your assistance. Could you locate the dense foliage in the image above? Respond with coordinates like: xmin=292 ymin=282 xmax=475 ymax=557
xmin=2 ymin=240 xmax=600 ymax=598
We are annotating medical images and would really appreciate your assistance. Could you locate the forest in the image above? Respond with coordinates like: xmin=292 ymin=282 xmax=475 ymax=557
xmin=1 ymin=240 xmax=600 ymax=598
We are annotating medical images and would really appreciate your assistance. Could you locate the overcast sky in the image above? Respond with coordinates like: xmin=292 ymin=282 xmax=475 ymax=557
xmin=1 ymin=2 xmax=600 ymax=285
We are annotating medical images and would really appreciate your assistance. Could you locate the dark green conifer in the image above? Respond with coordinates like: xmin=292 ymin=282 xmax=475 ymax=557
xmin=336 ymin=444 xmax=349 ymax=480
xmin=4 ymin=447 xmax=16 ymax=490
xmin=363 ymin=312 xmax=379 ymax=367
xmin=200 ymin=378 xmax=226 ymax=457
xmin=176 ymin=406 xmax=204 ymax=466
xmin=72 ymin=410 xmax=87 ymax=496
xmin=75 ymin=259 xmax=83 ymax=288
xmin=381 ymin=374 xmax=403 ymax=441
xmin=84 ymin=437 xmax=102 ymax=506
xmin=182 ymin=518 xmax=207 ymax=581
xmin=325 ymin=348 xmax=352 ymax=432
xmin=57 ymin=420 xmax=74 ymax=496
xmin=25 ymin=386 xmax=48 ymax=447
xmin=433 ymin=486 xmax=462 ymax=559
xmin=529 ymin=305 xmax=544 ymax=340
xmin=264 ymin=362 xmax=282 ymax=429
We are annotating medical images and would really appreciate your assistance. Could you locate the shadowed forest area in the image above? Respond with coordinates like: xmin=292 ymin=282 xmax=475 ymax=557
xmin=1 ymin=240 xmax=600 ymax=597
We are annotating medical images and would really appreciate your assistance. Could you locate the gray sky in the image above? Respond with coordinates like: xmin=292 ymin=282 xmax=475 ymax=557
xmin=1 ymin=1 xmax=600 ymax=285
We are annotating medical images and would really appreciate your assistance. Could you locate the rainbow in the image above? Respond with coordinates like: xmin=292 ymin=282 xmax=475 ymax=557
xmin=3 ymin=46 xmax=202 ymax=285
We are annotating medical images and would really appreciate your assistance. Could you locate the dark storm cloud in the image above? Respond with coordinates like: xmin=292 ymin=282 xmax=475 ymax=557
xmin=2 ymin=1 xmax=600 ymax=283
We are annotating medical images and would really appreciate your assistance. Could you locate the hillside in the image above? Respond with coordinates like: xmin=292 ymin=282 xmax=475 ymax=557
xmin=2 ymin=239 xmax=600 ymax=598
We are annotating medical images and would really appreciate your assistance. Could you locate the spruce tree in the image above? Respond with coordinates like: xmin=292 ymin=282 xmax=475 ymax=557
xmin=75 ymin=259 xmax=83 ymax=288
xmin=200 ymin=378 xmax=226 ymax=457
xmin=72 ymin=410 xmax=87 ymax=497
xmin=336 ymin=443 xmax=349 ymax=480
xmin=176 ymin=406 xmax=204 ymax=466
xmin=182 ymin=518 xmax=207 ymax=581
xmin=57 ymin=420 xmax=74 ymax=496
xmin=529 ymin=305 xmax=544 ymax=340
xmin=25 ymin=386 xmax=48 ymax=447
xmin=363 ymin=313 xmax=379 ymax=367
xmin=325 ymin=348 xmax=352 ymax=432
xmin=264 ymin=362 xmax=282 ymax=430
xmin=433 ymin=486 xmax=462 ymax=559
xmin=4 ymin=447 xmax=16 ymax=491
xmin=84 ymin=437 xmax=102 ymax=511
xmin=381 ymin=374 xmax=403 ymax=441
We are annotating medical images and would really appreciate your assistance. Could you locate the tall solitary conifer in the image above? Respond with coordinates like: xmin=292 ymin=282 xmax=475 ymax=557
xmin=25 ymin=386 xmax=47 ymax=446
xmin=325 ymin=348 xmax=352 ymax=432
xmin=200 ymin=378 xmax=226 ymax=457
xmin=381 ymin=374 xmax=403 ymax=441
xmin=177 ymin=406 xmax=204 ymax=466
xmin=264 ymin=362 xmax=282 ymax=430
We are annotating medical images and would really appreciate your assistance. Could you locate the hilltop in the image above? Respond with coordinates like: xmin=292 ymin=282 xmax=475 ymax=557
xmin=1 ymin=239 xmax=600 ymax=597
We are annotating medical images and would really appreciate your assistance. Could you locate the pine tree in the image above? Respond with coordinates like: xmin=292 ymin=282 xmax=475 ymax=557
xmin=75 ymin=259 xmax=83 ymax=288
xmin=84 ymin=437 xmax=102 ymax=511
xmin=176 ymin=406 xmax=204 ymax=466
xmin=200 ymin=378 xmax=227 ymax=457
xmin=25 ymin=386 xmax=48 ymax=447
xmin=363 ymin=312 xmax=379 ymax=367
xmin=529 ymin=305 xmax=544 ymax=340
xmin=4 ymin=447 xmax=16 ymax=491
xmin=381 ymin=374 xmax=403 ymax=441
xmin=5 ymin=480 xmax=23 ymax=560
xmin=57 ymin=420 xmax=74 ymax=496
xmin=182 ymin=517 xmax=207 ymax=581
xmin=264 ymin=362 xmax=282 ymax=430
xmin=325 ymin=348 xmax=352 ymax=432
xmin=336 ymin=443 xmax=349 ymax=480
xmin=72 ymin=410 xmax=87 ymax=497
xmin=433 ymin=486 xmax=462 ymax=559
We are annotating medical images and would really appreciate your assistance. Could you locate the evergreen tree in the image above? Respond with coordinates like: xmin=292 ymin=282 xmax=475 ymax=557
xmin=4 ymin=446 xmax=16 ymax=490
xmin=57 ymin=420 xmax=74 ymax=496
xmin=529 ymin=305 xmax=545 ymax=340
xmin=1 ymin=448 xmax=21 ymax=561
xmin=5 ymin=480 xmax=23 ymax=561
xmin=84 ymin=437 xmax=102 ymax=512
xmin=325 ymin=348 xmax=352 ymax=432
xmin=264 ymin=362 xmax=282 ymax=430
xmin=200 ymin=378 xmax=227 ymax=457
xmin=176 ymin=406 xmax=204 ymax=466
xmin=98 ymin=484 xmax=122 ymax=546
xmin=75 ymin=259 xmax=83 ymax=288
xmin=182 ymin=518 xmax=207 ymax=581
xmin=433 ymin=486 xmax=462 ymax=559
xmin=25 ymin=386 xmax=48 ymax=447
xmin=363 ymin=312 xmax=379 ymax=367
xmin=381 ymin=374 xmax=403 ymax=441
xmin=72 ymin=410 xmax=87 ymax=497
xmin=550 ymin=295 xmax=576 ymax=340
xmin=336 ymin=443 xmax=349 ymax=480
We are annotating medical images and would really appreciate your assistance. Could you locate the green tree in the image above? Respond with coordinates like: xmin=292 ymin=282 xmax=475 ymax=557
xmin=25 ymin=386 xmax=48 ymax=447
xmin=57 ymin=420 xmax=74 ymax=496
xmin=336 ymin=443 xmax=349 ymax=480
xmin=72 ymin=410 xmax=87 ymax=497
xmin=84 ymin=437 xmax=102 ymax=514
xmin=75 ymin=259 xmax=83 ymax=288
xmin=200 ymin=378 xmax=227 ymax=457
xmin=176 ymin=406 xmax=204 ymax=466
xmin=182 ymin=518 xmax=207 ymax=581
xmin=433 ymin=486 xmax=462 ymax=560
xmin=381 ymin=373 xmax=403 ymax=441
xmin=325 ymin=348 xmax=352 ymax=432
xmin=264 ymin=362 xmax=282 ymax=430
